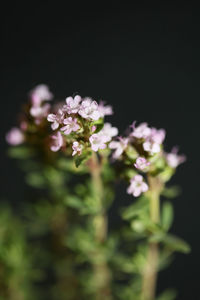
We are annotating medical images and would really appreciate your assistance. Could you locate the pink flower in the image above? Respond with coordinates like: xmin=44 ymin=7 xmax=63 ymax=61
xmin=134 ymin=157 xmax=150 ymax=170
xmin=60 ymin=117 xmax=80 ymax=135
xmin=143 ymin=140 xmax=161 ymax=155
xmin=6 ymin=127 xmax=24 ymax=145
xmin=130 ymin=122 xmax=152 ymax=139
xmin=47 ymin=109 xmax=65 ymax=130
xmin=30 ymin=103 xmax=50 ymax=124
xmin=98 ymin=101 xmax=113 ymax=117
xmin=89 ymin=134 xmax=108 ymax=152
xmin=72 ymin=141 xmax=83 ymax=156
xmin=78 ymin=98 xmax=100 ymax=121
xmin=30 ymin=84 xmax=53 ymax=107
xmin=127 ymin=175 xmax=148 ymax=197
xmin=109 ymin=137 xmax=129 ymax=159
xmin=166 ymin=147 xmax=186 ymax=168
xmin=151 ymin=128 xmax=166 ymax=144
xmin=50 ymin=131 xmax=64 ymax=152
xmin=64 ymin=95 xmax=82 ymax=114
xmin=98 ymin=123 xmax=118 ymax=142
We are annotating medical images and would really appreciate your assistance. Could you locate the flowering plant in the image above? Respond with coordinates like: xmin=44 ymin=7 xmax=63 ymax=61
xmin=2 ymin=85 xmax=189 ymax=300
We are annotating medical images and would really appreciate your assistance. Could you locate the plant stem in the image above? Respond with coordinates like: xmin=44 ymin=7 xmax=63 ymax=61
xmin=141 ymin=176 xmax=163 ymax=300
xmin=89 ymin=152 xmax=112 ymax=300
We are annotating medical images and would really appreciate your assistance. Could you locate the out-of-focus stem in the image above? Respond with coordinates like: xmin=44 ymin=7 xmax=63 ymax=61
xmin=89 ymin=152 xmax=112 ymax=300
xmin=141 ymin=176 xmax=163 ymax=300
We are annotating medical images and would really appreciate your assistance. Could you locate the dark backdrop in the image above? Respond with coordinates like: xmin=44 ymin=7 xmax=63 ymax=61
xmin=1 ymin=2 xmax=199 ymax=299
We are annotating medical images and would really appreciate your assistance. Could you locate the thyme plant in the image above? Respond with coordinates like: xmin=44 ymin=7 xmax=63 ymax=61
xmin=2 ymin=84 xmax=190 ymax=300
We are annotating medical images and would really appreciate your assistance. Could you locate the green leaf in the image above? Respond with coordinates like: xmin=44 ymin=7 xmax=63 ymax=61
xmin=74 ymin=151 xmax=91 ymax=168
xmin=91 ymin=118 xmax=104 ymax=133
xmin=64 ymin=195 xmax=84 ymax=210
xmin=7 ymin=146 xmax=34 ymax=159
xmin=157 ymin=289 xmax=177 ymax=300
xmin=161 ymin=202 xmax=174 ymax=231
xmin=163 ymin=234 xmax=191 ymax=253
xmin=26 ymin=172 xmax=46 ymax=188
xmin=161 ymin=186 xmax=181 ymax=198
xmin=122 ymin=196 xmax=149 ymax=220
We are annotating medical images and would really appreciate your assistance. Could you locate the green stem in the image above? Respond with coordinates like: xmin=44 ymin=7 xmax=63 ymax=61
xmin=89 ymin=152 xmax=112 ymax=300
xmin=141 ymin=176 xmax=163 ymax=300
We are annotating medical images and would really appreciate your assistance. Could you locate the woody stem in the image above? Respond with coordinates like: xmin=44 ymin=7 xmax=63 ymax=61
xmin=89 ymin=152 xmax=112 ymax=300
xmin=141 ymin=176 xmax=162 ymax=300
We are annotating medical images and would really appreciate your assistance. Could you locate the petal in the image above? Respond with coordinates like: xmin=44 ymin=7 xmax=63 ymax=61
xmin=133 ymin=188 xmax=141 ymax=197
xmin=142 ymin=183 xmax=148 ymax=192
xmin=52 ymin=122 xmax=59 ymax=130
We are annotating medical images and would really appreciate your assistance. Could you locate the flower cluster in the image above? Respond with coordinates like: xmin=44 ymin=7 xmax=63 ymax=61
xmin=109 ymin=121 xmax=185 ymax=197
xmin=6 ymin=85 xmax=186 ymax=200
xmin=6 ymin=85 xmax=118 ymax=158
xmin=47 ymin=95 xmax=118 ymax=155
xmin=6 ymin=85 xmax=54 ymax=146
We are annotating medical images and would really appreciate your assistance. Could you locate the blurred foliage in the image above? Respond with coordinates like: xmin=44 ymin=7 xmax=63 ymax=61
xmin=1 ymin=140 xmax=190 ymax=300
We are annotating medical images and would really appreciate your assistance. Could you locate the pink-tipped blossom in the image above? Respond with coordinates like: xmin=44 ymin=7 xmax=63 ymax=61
xmin=98 ymin=101 xmax=113 ymax=117
xmin=134 ymin=157 xmax=150 ymax=171
xmin=30 ymin=103 xmax=50 ymax=124
xmin=30 ymin=84 xmax=53 ymax=107
xmin=72 ymin=141 xmax=83 ymax=156
xmin=151 ymin=128 xmax=166 ymax=144
xmin=109 ymin=137 xmax=129 ymax=159
xmin=130 ymin=122 xmax=152 ymax=139
xmin=142 ymin=127 xmax=165 ymax=155
xmin=6 ymin=127 xmax=24 ymax=145
xmin=127 ymin=175 xmax=148 ymax=197
xmin=50 ymin=131 xmax=64 ymax=152
xmin=91 ymin=125 xmax=97 ymax=132
xmin=166 ymin=147 xmax=186 ymax=168
xmin=64 ymin=95 xmax=82 ymax=114
xmin=89 ymin=134 xmax=108 ymax=152
xmin=98 ymin=123 xmax=118 ymax=142
xmin=47 ymin=109 xmax=65 ymax=130
xmin=78 ymin=98 xmax=100 ymax=121
xmin=60 ymin=117 xmax=80 ymax=135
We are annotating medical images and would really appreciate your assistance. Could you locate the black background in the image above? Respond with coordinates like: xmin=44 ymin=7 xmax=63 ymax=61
xmin=1 ymin=1 xmax=199 ymax=299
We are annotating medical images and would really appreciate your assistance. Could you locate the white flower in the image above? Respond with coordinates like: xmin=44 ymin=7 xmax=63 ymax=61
xmin=64 ymin=95 xmax=82 ymax=114
xmin=50 ymin=131 xmax=64 ymax=152
xmin=30 ymin=84 xmax=53 ymax=107
xmin=131 ymin=122 xmax=152 ymax=139
xmin=98 ymin=123 xmax=118 ymax=142
xmin=30 ymin=103 xmax=50 ymax=124
xmin=142 ymin=127 xmax=165 ymax=155
xmin=98 ymin=101 xmax=113 ymax=117
xmin=150 ymin=128 xmax=166 ymax=144
xmin=6 ymin=127 xmax=24 ymax=145
xmin=78 ymin=98 xmax=100 ymax=121
xmin=47 ymin=109 xmax=65 ymax=130
xmin=143 ymin=141 xmax=161 ymax=155
xmin=166 ymin=148 xmax=186 ymax=168
xmin=61 ymin=117 xmax=80 ymax=135
xmin=72 ymin=141 xmax=83 ymax=156
xmin=89 ymin=134 xmax=107 ymax=152
xmin=127 ymin=175 xmax=148 ymax=197
xmin=109 ymin=137 xmax=129 ymax=159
